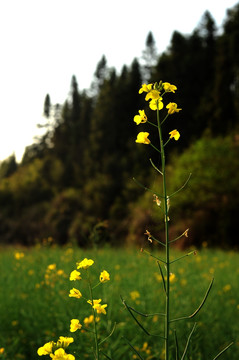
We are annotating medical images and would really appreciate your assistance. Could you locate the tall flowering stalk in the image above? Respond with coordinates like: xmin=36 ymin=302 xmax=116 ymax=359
xmin=122 ymin=81 xmax=233 ymax=360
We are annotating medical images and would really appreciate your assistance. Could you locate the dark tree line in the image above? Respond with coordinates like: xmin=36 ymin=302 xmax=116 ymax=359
xmin=0 ymin=5 xmax=239 ymax=247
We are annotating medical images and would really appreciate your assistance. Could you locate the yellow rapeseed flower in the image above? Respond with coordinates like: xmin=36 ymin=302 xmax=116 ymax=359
xmin=223 ymin=284 xmax=231 ymax=292
xmin=47 ymin=264 xmax=56 ymax=271
xmin=99 ymin=270 xmax=110 ymax=283
xmin=166 ymin=102 xmax=182 ymax=114
xmin=149 ymin=98 xmax=164 ymax=111
xmin=69 ymin=288 xmax=82 ymax=299
xmin=169 ymin=273 xmax=176 ymax=283
xmin=139 ymin=83 xmax=153 ymax=94
xmin=145 ymin=89 xmax=161 ymax=101
xmin=76 ymin=258 xmax=94 ymax=270
xmin=14 ymin=252 xmax=24 ymax=260
xmin=37 ymin=341 xmax=53 ymax=356
xmin=130 ymin=291 xmax=140 ymax=301
xmin=93 ymin=303 xmax=107 ymax=315
xmin=135 ymin=132 xmax=150 ymax=144
xmin=0 ymin=348 xmax=4 ymax=355
xmin=69 ymin=270 xmax=81 ymax=281
xmin=88 ymin=299 xmax=108 ymax=315
xmin=56 ymin=337 xmax=74 ymax=349
xmin=70 ymin=319 xmax=82 ymax=332
xmin=134 ymin=110 xmax=147 ymax=125
xmin=163 ymin=82 xmax=177 ymax=93
xmin=84 ymin=315 xmax=100 ymax=326
xmin=50 ymin=348 xmax=75 ymax=360
xmin=169 ymin=130 xmax=180 ymax=140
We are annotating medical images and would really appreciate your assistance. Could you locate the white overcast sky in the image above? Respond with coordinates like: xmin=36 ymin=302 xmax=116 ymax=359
xmin=0 ymin=0 xmax=238 ymax=162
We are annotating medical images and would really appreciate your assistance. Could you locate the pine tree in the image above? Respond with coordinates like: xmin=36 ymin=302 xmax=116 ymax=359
xmin=141 ymin=31 xmax=157 ymax=82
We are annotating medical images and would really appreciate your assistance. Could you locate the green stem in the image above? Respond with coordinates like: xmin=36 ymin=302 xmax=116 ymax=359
xmin=156 ymin=105 xmax=170 ymax=360
xmin=87 ymin=271 xmax=100 ymax=360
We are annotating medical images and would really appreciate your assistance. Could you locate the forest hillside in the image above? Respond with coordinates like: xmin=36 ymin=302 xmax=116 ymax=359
xmin=0 ymin=5 xmax=239 ymax=248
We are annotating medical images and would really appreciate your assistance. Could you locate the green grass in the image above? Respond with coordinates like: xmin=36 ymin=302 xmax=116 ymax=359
xmin=0 ymin=244 xmax=238 ymax=359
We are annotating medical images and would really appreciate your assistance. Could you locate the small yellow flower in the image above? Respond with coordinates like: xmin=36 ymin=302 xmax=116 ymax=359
xmin=130 ymin=290 xmax=140 ymax=301
xmin=134 ymin=110 xmax=147 ymax=125
xmin=14 ymin=252 xmax=24 ymax=260
xmin=94 ymin=303 xmax=107 ymax=315
xmin=87 ymin=299 xmax=100 ymax=306
xmin=135 ymin=132 xmax=150 ymax=144
xmin=88 ymin=299 xmax=107 ymax=315
xmin=84 ymin=315 xmax=94 ymax=325
xmin=223 ymin=284 xmax=231 ymax=292
xmin=166 ymin=102 xmax=182 ymax=114
xmin=50 ymin=348 xmax=75 ymax=360
xmin=69 ymin=288 xmax=82 ymax=299
xmin=139 ymin=83 xmax=153 ymax=94
xmin=149 ymin=98 xmax=164 ymax=111
xmin=70 ymin=319 xmax=82 ymax=332
xmin=163 ymin=82 xmax=177 ymax=93
xmin=169 ymin=130 xmax=180 ymax=140
xmin=99 ymin=270 xmax=110 ymax=283
xmin=169 ymin=273 xmax=176 ymax=283
xmin=69 ymin=270 xmax=81 ymax=281
xmin=47 ymin=264 xmax=56 ymax=271
xmin=57 ymin=337 xmax=74 ymax=348
xmin=145 ymin=89 xmax=161 ymax=101
xmin=76 ymin=258 xmax=94 ymax=270
xmin=0 ymin=348 xmax=4 ymax=355
xmin=37 ymin=341 xmax=53 ymax=356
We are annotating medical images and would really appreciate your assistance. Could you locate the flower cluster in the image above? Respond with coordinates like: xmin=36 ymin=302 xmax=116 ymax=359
xmin=37 ymin=336 xmax=74 ymax=359
xmin=37 ymin=258 xmax=110 ymax=359
xmin=134 ymin=81 xmax=181 ymax=144
xmin=68 ymin=258 xmax=110 ymax=333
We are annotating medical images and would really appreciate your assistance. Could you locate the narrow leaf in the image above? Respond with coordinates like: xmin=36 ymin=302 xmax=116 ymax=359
xmin=149 ymin=158 xmax=163 ymax=175
xmin=120 ymin=296 xmax=165 ymax=339
xmin=133 ymin=177 xmax=163 ymax=198
xmin=169 ymin=173 xmax=192 ymax=198
xmin=122 ymin=336 xmax=145 ymax=360
xmin=170 ymin=251 xmax=195 ymax=264
xmin=126 ymin=305 xmax=165 ymax=318
xmin=212 ymin=342 xmax=234 ymax=360
xmin=174 ymin=329 xmax=180 ymax=360
xmin=121 ymin=297 xmax=150 ymax=335
xmin=181 ymin=323 xmax=197 ymax=360
xmin=170 ymin=278 xmax=214 ymax=322
xmin=157 ymin=261 xmax=166 ymax=294
xmin=98 ymin=322 xmax=116 ymax=346
xmin=100 ymin=351 xmax=114 ymax=360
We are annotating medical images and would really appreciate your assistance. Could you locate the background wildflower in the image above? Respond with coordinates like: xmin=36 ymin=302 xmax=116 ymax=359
xmin=99 ymin=270 xmax=110 ymax=283
xmin=69 ymin=288 xmax=82 ymax=299
xmin=70 ymin=319 xmax=82 ymax=332
xmin=37 ymin=341 xmax=53 ymax=356
xmin=76 ymin=258 xmax=94 ymax=269
xmin=50 ymin=348 xmax=75 ymax=360
xmin=69 ymin=270 xmax=81 ymax=281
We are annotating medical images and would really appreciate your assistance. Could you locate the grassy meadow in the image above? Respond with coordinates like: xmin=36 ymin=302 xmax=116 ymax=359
xmin=0 ymin=244 xmax=238 ymax=359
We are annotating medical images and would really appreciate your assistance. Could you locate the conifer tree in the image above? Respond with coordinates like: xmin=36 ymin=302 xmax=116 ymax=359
xmin=141 ymin=31 xmax=157 ymax=82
